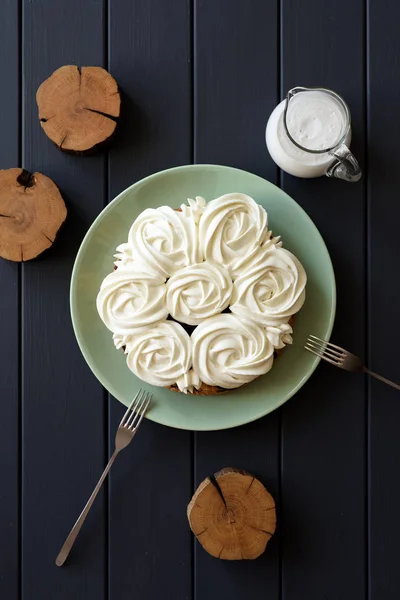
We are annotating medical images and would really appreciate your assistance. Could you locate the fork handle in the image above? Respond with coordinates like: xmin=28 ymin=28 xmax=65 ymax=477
xmin=55 ymin=450 xmax=118 ymax=567
xmin=363 ymin=367 xmax=400 ymax=391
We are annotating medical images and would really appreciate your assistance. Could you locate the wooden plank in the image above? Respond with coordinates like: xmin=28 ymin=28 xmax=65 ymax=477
xmin=107 ymin=2 xmax=193 ymax=599
xmin=368 ymin=1 xmax=400 ymax=598
xmin=280 ymin=1 xmax=366 ymax=599
xmin=194 ymin=0 xmax=278 ymax=182
xmin=21 ymin=1 xmax=107 ymax=598
xmin=194 ymin=2 xmax=280 ymax=598
xmin=0 ymin=2 xmax=20 ymax=598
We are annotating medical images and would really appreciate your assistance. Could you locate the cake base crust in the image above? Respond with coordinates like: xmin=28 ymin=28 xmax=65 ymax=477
xmin=167 ymin=382 xmax=227 ymax=395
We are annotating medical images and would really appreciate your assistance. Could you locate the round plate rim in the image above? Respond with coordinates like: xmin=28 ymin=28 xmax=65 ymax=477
xmin=70 ymin=164 xmax=336 ymax=431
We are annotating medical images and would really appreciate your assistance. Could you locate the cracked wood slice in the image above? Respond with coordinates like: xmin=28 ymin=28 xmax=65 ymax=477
xmin=0 ymin=168 xmax=67 ymax=261
xmin=187 ymin=467 xmax=276 ymax=560
xmin=36 ymin=65 xmax=120 ymax=153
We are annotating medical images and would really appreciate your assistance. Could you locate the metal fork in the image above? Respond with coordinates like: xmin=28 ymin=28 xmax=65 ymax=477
xmin=55 ymin=389 xmax=152 ymax=567
xmin=305 ymin=334 xmax=400 ymax=391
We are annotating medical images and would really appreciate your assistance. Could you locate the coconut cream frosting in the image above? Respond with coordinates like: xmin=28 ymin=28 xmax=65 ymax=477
xmin=97 ymin=193 xmax=307 ymax=393
xmin=166 ymin=262 xmax=233 ymax=326
xmin=191 ymin=314 xmax=274 ymax=389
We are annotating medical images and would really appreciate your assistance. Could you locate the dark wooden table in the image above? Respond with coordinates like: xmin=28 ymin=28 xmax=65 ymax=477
xmin=1 ymin=1 xmax=399 ymax=599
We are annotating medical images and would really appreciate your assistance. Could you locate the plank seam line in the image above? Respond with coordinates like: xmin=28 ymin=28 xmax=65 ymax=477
xmin=364 ymin=1 xmax=371 ymax=599
xmin=105 ymin=1 xmax=110 ymax=599
xmin=191 ymin=2 xmax=196 ymax=599
xmin=18 ymin=0 xmax=23 ymax=597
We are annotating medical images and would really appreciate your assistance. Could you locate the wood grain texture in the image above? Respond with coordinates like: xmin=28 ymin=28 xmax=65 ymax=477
xmin=21 ymin=1 xmax=107 ymax=598
xmin=37 ymin=65 xmax=120 ymax=153
xmin=194 ymin=1 xmax=280 ymax=598
xmin=368 ymin=2 xmax=400 ymax=598
xmin=0 ymin=2 xmax=20 ymax=599
xmin=188 ymin=468 xmax=276 ymax=560
xmin=0 ymin=168 xmax=67 ymax=262
xmin=280 ymin=1 xmax=366 ymax=599
xmin=107 ymin=2 xmax=192 ymax=599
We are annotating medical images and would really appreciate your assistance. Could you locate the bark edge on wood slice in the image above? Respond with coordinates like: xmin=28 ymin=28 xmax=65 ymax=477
xmin=0 ymin=168 xmax=67 ymax=261
xmin=36 ymin=65 xmax=120 ymax=153
xmin=187 ymin=467 xmax=276 ymax=560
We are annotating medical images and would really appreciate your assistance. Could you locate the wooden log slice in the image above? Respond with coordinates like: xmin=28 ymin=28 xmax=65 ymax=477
xmin=36 ymin=65 xmax=120 ymax=153
xmin=187 ymin=467 xmax=276 ymax=560
xmin=0 ymin=168 xmax=67 ymax=261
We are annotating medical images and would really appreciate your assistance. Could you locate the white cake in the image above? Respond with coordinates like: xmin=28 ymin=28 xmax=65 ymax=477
xmin=96 ymin=193 xmax=307 ymax=394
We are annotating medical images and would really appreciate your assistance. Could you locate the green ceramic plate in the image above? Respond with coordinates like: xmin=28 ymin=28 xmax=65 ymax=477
xmin=70 ymin=164 xmax=335 ymax=431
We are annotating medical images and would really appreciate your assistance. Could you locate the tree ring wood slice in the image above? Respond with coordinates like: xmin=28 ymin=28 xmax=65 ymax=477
xmin=36 ymin=65 xmax=120 ymax=153
xmin=0 ymin=168 xmax=67 ymax=261
xmin=187 ymin=467 xmax=276 ymax=560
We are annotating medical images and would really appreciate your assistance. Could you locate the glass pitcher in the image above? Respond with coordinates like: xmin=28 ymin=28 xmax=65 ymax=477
xmin=266 ymin=86 xmax=362 ymax=182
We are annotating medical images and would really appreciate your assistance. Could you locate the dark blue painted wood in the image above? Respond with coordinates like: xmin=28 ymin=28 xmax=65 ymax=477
xmin=194 ymin=2 xmax=280 ymax=599
xmin=0 ymin=3 xmax=20 ymax=598
xmin=368 ymin=2 xmax=400 ymax=598
xmin=280 ymin=1 xmax=366 ymax=599
xmin=194 ymin=0 xmax=279 ymax=182
xmin=21 ymin=1 xmax=107 ymax=598
xmin=0 ymin=1 xmax=396 ymax=598
xmin=108 ymin=2 xmax=193 ymax=599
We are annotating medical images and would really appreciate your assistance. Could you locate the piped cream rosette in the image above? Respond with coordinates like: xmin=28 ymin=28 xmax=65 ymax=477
xmin=199 ymin=193 xmax=272 ymax=279
xmin=113 ymin=243 xmax=135 ymax=269
xmin=125 ymin=321 xmax=200 ymax=394
xmin=265 ymin=322 xmax=294 ymax=349
xmin=230 ymin=246 xmax=306 ymax=326
xmin=192 ymin=314 xmax=275 ymax=389
xmin=128 ymin=205 xmax=201 ymax=278
xmin=166 ymin=262 xmax=232 ymax=326
xmin=96 ymin=268 xmax=168 ymax=334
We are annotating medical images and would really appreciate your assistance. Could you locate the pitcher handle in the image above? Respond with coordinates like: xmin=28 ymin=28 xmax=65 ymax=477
xmin=326 ymin=143 xmax=362 ymax=182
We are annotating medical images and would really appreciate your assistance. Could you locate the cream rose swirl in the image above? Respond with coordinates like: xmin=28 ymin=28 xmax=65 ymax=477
xmin=179 ymin=196 xmax=206 ymax=225
xmin=113 ymin=332 xmax=134 ymax=353
xmin=175 ymin=369 xmax=201 ymax=395
xmin=265 ymin=322 xmax=293 ymax=349
xmin=113 ymin=242 xmax=135 ymax=269
xmin=125 ymin=321 xmax=199 ymax=392
xmin=199 ymin=193 xmax=271 ymax=278
xmin=191 ymin=314 xmax=274 ymax=389
xmin=113 ymin=330 xmax=200 ymax=393
xmin=166 ymin=262 xmax=233 ymax=326
xmin=230 ymin=230 xmax=284 ymax=280
xmin=128 ymin=205 xmax=201 ymax=278
xmin=96 ymin=268 xmax=168 ymax=334
xmin=230 ymin=246 xmax=307 ymax=326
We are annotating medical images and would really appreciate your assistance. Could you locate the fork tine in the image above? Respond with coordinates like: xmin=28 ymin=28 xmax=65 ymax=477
xmin=129 ymin=394 xmax=151 ymax=431
xmin=306 ymin=340 xmax=343 ymax=362
xmin=304 ymin=344 xmax=342 ymax=367
xmin=124 ymin=389 xmax=146 ymax=428
xmin=307 ymin=336 xmax=344 ymax=359
xmin=125 ymin=390 xmax=148 ymax=428
xmin=308 ymin=334 xmax=346 ymax=355
xmin=128 ymin=393 xmax=151 ymax=431
xmin=119 ymin=389 xmax=144 ymax=427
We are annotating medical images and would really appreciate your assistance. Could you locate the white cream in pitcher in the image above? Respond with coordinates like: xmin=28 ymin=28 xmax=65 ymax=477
xmin=266 ymin=89 xmax=352 ymax=178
